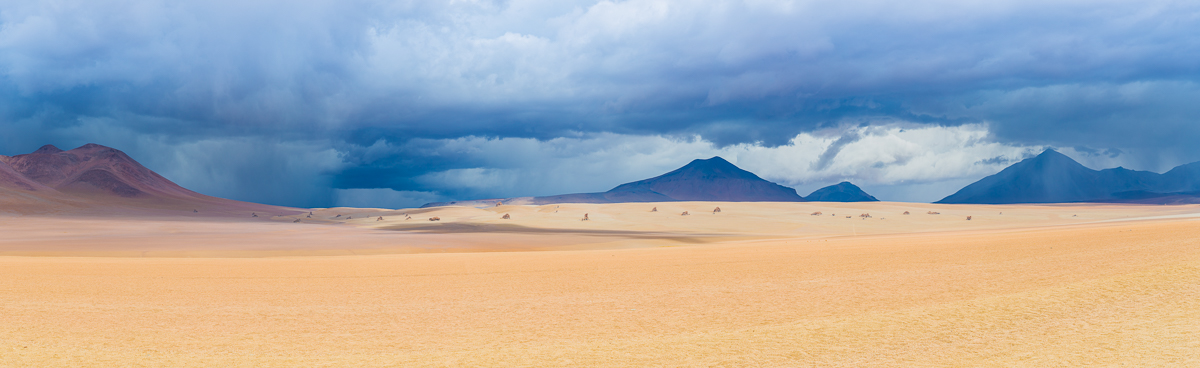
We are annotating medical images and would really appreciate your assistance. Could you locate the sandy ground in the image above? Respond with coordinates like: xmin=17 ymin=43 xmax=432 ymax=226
xmin=1 ymin=202 xmax=1198 ymax=366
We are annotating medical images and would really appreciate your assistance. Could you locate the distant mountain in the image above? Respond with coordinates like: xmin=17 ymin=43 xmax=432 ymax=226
xmin=3 ymin=144 xmax=201 ymax=199
xmin=806 ymin=181 xmax=879 ymax=202
xmin=0 ymin=144 xmax=299 ymax=215
xmin=601 ymin=157 xmax=806 ymax=202
xmin=423 ymin=157 xmax=806 ymax=207
xmin=1161 ymin=161 xmax=1200 ymax=192
xmin=937 ymin=149 xmax=1200 ymax=204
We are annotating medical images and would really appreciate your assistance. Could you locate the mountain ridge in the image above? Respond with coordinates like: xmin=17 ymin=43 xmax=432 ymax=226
xmin=938 ymin=149 xmax=1200 ymax=204
xmin=422 ymin=157 xmax=880 ymax=207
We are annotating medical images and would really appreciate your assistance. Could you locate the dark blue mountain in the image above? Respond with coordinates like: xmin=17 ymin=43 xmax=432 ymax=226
xmin=937 ymin=149 xmax=1200 ymax=204
xmin=529 ymin=157 xmax=806 ymax=204
xmin=599 ymin=157 xmax=805 ymax=202
xmin=1161 ymin=161 xmax=1200 ymax=192
xmin=423 ymin=157 xmax=807 ymax=206
xmin=805 ymin=181 xmax=879 ymax=202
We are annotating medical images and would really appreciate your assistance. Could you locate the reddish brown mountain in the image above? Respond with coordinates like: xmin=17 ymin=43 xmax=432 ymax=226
xmin=4 ymin=144 xmax=195 ymax=199
xmin=0 ymin=158 xmax=54 ymax=192
xmin=0 ymin=144 xmax=299 ymax=215
xmin=0 ymin=158 xmax=81 ymax=212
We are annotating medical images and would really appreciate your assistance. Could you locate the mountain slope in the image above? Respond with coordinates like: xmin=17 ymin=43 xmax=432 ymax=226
xmin=0 ymin=158 xmax=88 ymax=213
xmin=938 ymin=149 xmax=1200 ymax=204
xmin=3 ymin=144 xmax=203 ymax=199
xmin=1160 ymin=161 xmax=1200 ymax=192
xmin=0 ymin=158 xmax=56 ymax=193
xmin=0 ymin=144 xmax=301 ymax=215
xmin=806 ymin=182 xmax=879 ymax=202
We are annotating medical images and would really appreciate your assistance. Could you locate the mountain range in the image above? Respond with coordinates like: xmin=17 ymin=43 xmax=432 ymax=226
xmin=10 ymin=143 xmax=1190 ymax=211
xmin=423 ymin=157 xmax=878 ymax=207
xmin=0 ymin=144 xmax=297 ymax=215
xmin=938 ymin=149 xmax=1200 ymax=204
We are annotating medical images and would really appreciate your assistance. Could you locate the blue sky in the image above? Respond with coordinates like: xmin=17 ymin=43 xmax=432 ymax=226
xmin=2 ymin=0 xmax=1198 ymax=207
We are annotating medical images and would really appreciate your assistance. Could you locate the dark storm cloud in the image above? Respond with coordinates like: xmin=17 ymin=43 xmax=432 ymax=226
xmin=2 ymin=0 xmax=1199 ymax=206
xmin=812 ymin=131 xmax=862 ymax=171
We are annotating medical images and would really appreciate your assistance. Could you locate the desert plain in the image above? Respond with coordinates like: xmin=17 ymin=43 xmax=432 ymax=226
xmin=1 ymin=201 xmax=1198 ymax=367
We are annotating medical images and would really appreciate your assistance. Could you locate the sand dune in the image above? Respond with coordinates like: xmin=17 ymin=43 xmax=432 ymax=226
xmin=1 ymin=201 xmax=1198 ymax=366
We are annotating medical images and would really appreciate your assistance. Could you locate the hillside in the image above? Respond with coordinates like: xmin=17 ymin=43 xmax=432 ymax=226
xmin=0 ymin=144 xmax=300 ymax=215
xmin=938 ymin=149 xmax=1200 ymax=204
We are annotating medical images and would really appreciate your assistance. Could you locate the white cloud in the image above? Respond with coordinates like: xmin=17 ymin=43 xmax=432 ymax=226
xmin=736 ymin=123 xmax=1040 ymax=185
xmin=401 ymin=122 xmax=1049 ymax=202
xmin=1 ymin=116 xmax=1156 ymax=205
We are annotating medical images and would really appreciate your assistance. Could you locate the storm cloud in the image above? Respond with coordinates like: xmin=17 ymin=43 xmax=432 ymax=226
xmin=1 ymin=0 xmax=1197 ymax=206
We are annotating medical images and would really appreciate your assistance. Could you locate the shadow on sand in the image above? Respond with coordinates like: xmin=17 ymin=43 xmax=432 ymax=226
xmin=380 ymin=223 xmax=725 ymax=244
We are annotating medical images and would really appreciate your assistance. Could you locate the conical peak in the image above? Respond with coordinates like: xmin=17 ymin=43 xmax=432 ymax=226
xmin=683 ymin=156 xmax=736 ymax=168
xmin=806 ymin=181 xmax=878 ymax=202
xmin=1033 ymin=148 xmax=1072 ymax=161
xmin=821 ymin=181 xmax=858 ymax=190
xmin=836 ymin=181 xmax=867 ymax=191
xmin=667 ymin=156 xmax=762 ymax=181
xmin=32 ymin=145 xmax=63 ymax=154
xmin=1016 ymin=148 xmax=1086 ymax=170
xmin=69 ymin=143 xmax=127 ymax=159
xmin=73 ymin=143 xmax=114 ymax=151
xmin=603 ymin=155 xmax=804 ymax=202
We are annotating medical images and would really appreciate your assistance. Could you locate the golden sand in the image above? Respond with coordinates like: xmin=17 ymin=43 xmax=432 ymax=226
xmin=1 ymin=202 xmax=1198 ymax=366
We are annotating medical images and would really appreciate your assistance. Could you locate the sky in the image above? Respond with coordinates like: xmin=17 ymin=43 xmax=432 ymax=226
xmin=1 ymin=0 xmax=1198 ymax=208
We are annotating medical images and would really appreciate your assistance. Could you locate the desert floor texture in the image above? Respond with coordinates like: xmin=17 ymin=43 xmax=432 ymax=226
xmin=1 ymin=202 xmax=1198 ymax=367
